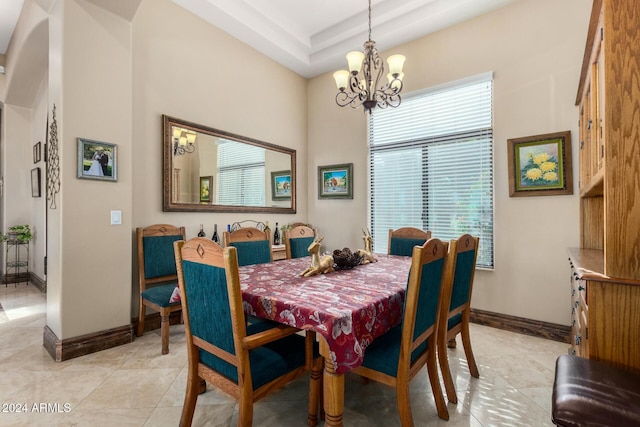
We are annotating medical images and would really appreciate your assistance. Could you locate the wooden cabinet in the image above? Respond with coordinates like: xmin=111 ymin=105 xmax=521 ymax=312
xmin=570 ymin=0 xmax=640 ymax=372
xmin=272 ymin=245 xmax=286 ymax=261
xmin=576 ymin=0 xmax=640 ymax=278
xmin=568 ymin=249 xmax=640 ymax=372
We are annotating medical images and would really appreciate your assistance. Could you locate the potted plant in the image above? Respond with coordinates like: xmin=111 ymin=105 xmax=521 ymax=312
xmin=0 ymin=225 xmax=32 ymax=243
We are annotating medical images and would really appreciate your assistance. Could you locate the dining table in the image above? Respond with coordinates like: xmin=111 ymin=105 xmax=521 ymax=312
xmin=239 ymin=254 xmax=412 ymax=427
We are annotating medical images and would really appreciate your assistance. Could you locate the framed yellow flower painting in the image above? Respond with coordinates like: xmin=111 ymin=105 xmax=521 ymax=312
xmin=507 ymin=131 xmax=573 ymax=197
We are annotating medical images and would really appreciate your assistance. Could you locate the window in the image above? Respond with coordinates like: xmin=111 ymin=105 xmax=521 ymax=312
xmin=368 ymin=73 xmax=494 ymax=268
xmin=217 ymin=140 xmax=265 ymax=206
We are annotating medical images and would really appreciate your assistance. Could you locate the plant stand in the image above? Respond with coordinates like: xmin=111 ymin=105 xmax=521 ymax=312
xmin=4 ymin=239 xmax=29 ymax=287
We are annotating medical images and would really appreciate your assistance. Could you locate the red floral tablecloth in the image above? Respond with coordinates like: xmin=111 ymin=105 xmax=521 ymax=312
xmin=240 ymin=254 xmax=411 ymax=373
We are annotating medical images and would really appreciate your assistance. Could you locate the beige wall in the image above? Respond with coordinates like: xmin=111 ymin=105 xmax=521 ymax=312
xmin=131 ymin=0 xmax=308 ymax=239
xmin=131 ymin=0 xmax=308 ymax=315
xmin=308 ymin=0 xmax=591 ymax=325
xmin=46 ymin=0 xmax=133 ymax=338
xmin=2 ymin=0 xmax=594 ymax=344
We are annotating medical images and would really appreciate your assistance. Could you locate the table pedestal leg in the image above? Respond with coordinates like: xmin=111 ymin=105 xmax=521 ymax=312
xmin=320 ymin=338 xmax=344 ymax=427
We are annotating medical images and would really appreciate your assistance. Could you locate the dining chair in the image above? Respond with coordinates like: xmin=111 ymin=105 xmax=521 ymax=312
xmin=136 ymin=224 xmax=186 ymax=355
xmin=437 ymin=234 xmax=480 ymax=404
xmin=174 ymin=237 xmax=323 ymax=427
xmin=284 ymin=225 xmax=317 ymax=259
xmin=223 ymin=227 xmax=272 ymax=266
xmin=388 ymin=227 xmax=432 ymax=256
xmin=351 ymin=238 xmax=453 ymax=424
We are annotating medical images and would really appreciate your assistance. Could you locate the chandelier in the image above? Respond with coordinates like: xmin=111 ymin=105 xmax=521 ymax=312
xmin=173 ymin=127 xmax=196 ymax=155
xmin=333 ymin=0 xmax=406 ymax=113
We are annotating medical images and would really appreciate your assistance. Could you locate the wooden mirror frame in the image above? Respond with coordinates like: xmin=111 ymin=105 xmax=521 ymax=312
xmin=162 ymin=115 xmax=296 ymax=213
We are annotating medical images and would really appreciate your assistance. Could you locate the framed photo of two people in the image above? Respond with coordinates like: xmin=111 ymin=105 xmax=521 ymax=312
xmin=77 ymin=138 xmax=118 ymax=182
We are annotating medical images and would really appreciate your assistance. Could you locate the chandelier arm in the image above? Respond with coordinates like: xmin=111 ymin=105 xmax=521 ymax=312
xmin=336 ymin=90 xmax=366 ymax=109
xmin=333 ymin=0 xmax=404 ymax=112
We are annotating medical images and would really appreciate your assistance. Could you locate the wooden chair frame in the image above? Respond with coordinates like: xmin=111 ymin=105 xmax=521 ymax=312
xmin=136 ymin=224 xmax=186 ymax=355
xmin=437 ymin=234 xmax=480 ymax=404
xmin=352 ymin=238 xmax=453 ymax=425
xmin=174 ymin=238 xmax=323 ymax=426
xmin=284 ymin=225 xmax=317 ymax=259
xmin=223 ymin=227 xmax=272 ymax=262
xmin=387 ymin=227 xmax=432 ymax=255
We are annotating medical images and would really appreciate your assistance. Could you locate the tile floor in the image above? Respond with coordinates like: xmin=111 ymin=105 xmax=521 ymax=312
xmin=0 ymin=283 xmax=568 ymax=426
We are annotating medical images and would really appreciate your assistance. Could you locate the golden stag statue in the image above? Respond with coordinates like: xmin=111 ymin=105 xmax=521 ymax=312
xmin=301 ymin=235 xmax=335 ymax=277
xmin=357 ymin=228 xmax=378 ymax=264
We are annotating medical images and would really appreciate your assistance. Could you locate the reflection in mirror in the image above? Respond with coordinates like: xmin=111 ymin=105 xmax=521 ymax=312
xmin=163 ymin=115 xmax=296 ymax=213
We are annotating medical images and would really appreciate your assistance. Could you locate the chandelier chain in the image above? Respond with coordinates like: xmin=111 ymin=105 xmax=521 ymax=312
xmin=368 ymin=0 xmax=372 ymax=41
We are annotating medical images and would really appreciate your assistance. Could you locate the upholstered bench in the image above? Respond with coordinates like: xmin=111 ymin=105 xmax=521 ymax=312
xmin=552 ymin=354 xmax=640 ymax=426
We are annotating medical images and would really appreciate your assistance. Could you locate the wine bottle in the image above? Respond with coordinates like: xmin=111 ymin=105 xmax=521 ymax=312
xmin=197 ymin=224 xmax=206 ymax=237
xmin=264 ymin=221 xmax=271 ymax=234
xmin=211 ymin=224 xmax=220 ymax=244
xmin=273 ymin=222 xmax=281 ymax=245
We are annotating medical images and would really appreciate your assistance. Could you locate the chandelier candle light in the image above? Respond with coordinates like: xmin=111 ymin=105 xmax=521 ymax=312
xmin=173 ymin=127 xmax=196 ymax=155
xmin=333 ymin=0 xmax=406 ymax=113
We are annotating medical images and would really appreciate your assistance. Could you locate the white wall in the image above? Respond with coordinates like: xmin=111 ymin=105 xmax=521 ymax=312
xmin=308 ymin=0 xmax=591 ymax=325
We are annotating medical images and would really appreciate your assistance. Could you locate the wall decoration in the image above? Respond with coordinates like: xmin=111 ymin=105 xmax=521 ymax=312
xmin=507 ymin=131 xmax=573 ymax=197
xmin=271 ymin=170 xmax=291 ymax=200
xmin=77 ymin=138 xmax=118 ymax=182
xmin=318 ymin=163 xmax=353 ymax=199
xmin=31 ymin=168 xmax=41 ymax=197
xmin=33 ymin=141 xmax=41 ymax=164
xmin=199 ymin=176 xmax=212 ymax=203
xmin=47 ymin=104 xmax=61 ymax=209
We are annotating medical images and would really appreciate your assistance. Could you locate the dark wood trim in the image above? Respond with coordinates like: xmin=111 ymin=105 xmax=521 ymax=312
xmin=470 ymin=308 xmax=570 ymax=344
xmin=43 ymin=324 xmax=133 ymax=362
xmin=30 ymin=272 xmax=46 ymax=293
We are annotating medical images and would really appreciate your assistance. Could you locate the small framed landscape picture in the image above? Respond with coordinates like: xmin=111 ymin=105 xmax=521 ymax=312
xmin=200 ymin=176 xmax=212 ymax=203
xmin=271 ymin=170 xmax=292 ymax=200
xmin=507 ymin=131 xmax=572 ymax=197
xmin=318 ymin=163 xmax=353 ymax=199
xmin=77 ymin=138 xmax=117 ymax=182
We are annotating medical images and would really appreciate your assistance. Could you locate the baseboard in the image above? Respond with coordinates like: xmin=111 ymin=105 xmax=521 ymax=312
xmin=470 ymin=308 xmax=570 ymax=344
xmin=43 ymin=324 xmax=133 ymax=362
xmin=30 ymin=273 xmax=46 ymax=293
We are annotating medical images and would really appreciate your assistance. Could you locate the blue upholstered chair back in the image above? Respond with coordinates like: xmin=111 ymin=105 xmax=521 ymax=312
xmin=289 ymin=236 xmax=315 ymax=259
xmin=143 ymin=234 xmax=184 ymax=279
xmin=390 ymin=237 xmax=429 ymax=257
xmin=449 ymin=249 xmax=475 ymax=312
xmin=180 ymin=258 xmax=239 ymax=382
xmin=413 ymin=256 xmax=445 ymax=339
xmin=229 ymin=240 xmax=272 ymax=266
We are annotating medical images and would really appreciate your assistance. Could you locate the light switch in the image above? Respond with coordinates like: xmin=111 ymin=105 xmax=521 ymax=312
xmin=110 ymin=210 xmax=122 ymax=225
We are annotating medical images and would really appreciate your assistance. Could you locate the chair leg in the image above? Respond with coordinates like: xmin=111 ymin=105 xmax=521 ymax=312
xmin=160 ymin=308 xmax=170 ymax=355
xmin=396 ymin=380 xmax=414 ymax=427
xmin=461 ymin=318 xmax=479 ymax=378
xmin=438 ymin=332 xmax=458 ymax=404
xmin=447 ymin=338 xmax=457 ymax=348
xmin=427 ymin=346 xmax=449 ymax=421
xmin=307 ymin=357 xmax=323 ymax=426
xmin=137 ymin=301 xmax=146 ymax=337
xmin=179 ymin=371 xmax=200 ymax=427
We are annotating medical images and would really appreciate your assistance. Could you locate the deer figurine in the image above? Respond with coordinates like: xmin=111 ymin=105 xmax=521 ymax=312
xmin=357 ymin=228 xmax=378 ymax=264
xmin=301 ymin=235 xmax=335 ymax=277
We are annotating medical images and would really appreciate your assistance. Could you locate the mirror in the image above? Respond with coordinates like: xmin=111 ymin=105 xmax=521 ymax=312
xmin=163 ymin=115 xmax=296 ymax=213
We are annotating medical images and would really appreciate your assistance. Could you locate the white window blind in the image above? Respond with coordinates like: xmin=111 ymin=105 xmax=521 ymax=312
xmin=369 ymin=74 xmax=494 ymax=268
xmin=217 ymin=140 xmax=265 ymax=206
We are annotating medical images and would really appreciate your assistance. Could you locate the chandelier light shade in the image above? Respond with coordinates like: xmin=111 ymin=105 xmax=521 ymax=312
xmin=333 ymin=0 xmax=406 ymax=113
xmin=173 ymin=127 xmax=196 ymax=155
